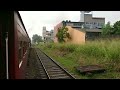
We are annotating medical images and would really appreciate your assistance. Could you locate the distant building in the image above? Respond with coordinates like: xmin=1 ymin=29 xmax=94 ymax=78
xmin=62 ymin=20 xmax=84 ymax=29
xmin=80 ymin=11 xmax=105 ymax=29
xmin=54 ymin=11 xmax=105 ymax=43
xmin=65 ymin=26 xmax=85 ymax=44
xmin=54 ymin=21 xmax=84 ymax=42
xmin=42 ymin=26 xmax=54 ymax=42
xmin=56 ymin=26 xmax=102 ymax=44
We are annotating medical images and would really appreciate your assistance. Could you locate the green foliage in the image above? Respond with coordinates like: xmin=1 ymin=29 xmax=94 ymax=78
xmin=113 ymin=21 xmax=120 ymax=35
xmin=56 ymin=26 xmax=71 ymax=43
xmin=102 ymin=22 xmax=113 ymax=36
xmin=32 ymin=34 xmax=43 ymax=44
xmin=102 ymin=20 xmax=120 ymax=36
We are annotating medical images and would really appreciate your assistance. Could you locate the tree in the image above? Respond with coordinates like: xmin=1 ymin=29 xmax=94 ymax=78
xmin=102 ymin=22 xmax=113 ymax=36
xmin=32 ymin=34 xmax=43 ymax=44
xmin=56 ymin=26 xmax=71 ymax=43
xmin=113 ymin=20 xmax=120 ymax=35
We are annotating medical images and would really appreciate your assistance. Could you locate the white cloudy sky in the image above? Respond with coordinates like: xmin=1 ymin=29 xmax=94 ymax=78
xmin=19 ymin=11 xmax=120 ymax=39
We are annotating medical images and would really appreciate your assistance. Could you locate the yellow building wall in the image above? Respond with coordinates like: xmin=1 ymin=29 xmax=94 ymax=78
xmin=54 ymin=22 xmax=63 ymax=43
xmin=66 ymin=26 xmax=85 ymax=44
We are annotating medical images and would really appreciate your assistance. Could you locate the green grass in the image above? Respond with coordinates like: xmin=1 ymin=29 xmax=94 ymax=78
xmin=36 ymin=39 xmax=120 ymax=79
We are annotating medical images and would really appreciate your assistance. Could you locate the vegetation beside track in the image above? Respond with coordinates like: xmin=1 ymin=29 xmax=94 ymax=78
xmin=36 ymin=39 xmax=120 ymax=79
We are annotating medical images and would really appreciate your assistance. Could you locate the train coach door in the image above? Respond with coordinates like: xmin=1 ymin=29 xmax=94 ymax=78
xmin=0 ymin=12 xmax=10 ymax=79
xmin=0 ymin=28 xmax=2 ymax=79
xmin=0 ymin=24 xmax=7 ymax=79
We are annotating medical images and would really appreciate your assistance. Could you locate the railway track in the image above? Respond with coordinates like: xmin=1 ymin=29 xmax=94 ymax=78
xmin=35 ymin=48 xmax=75 ymax=79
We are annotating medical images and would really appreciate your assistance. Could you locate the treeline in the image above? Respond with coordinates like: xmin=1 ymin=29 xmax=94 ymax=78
xmin=102 ymin=20 xmax=120 ymax=36
xmin=32 ymin=34 xmax=43 ymax=44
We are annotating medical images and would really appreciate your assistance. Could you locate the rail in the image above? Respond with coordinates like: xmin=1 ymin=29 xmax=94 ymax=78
xmin=35 ymin=48 xmax=75 ymax=79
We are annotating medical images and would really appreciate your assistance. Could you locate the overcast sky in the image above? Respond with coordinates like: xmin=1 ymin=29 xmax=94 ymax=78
xmin=19 ymin=11 xmax=120 ymax=39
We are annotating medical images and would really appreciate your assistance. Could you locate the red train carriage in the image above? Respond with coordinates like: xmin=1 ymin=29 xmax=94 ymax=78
xmin=0 ymin=11 xmax=31 ymax=79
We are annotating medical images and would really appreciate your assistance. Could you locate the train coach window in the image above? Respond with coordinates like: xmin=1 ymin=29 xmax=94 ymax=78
xmin=23 ymin=42 xmax=25 ymax=55
xmin=25 ymin=42 xmax=27 ymax=51
xmin=23 ymin=42 xmax=28 ymax=56
xmin=18 ymin=41 xmax=23 ymax=63
xmin=23 ymin=42 xmax=26 ymax=55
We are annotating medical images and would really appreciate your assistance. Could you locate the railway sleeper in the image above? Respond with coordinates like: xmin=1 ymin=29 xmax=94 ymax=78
xmin=41 ymin=61 xmax=54 ymax=63
xmin=50 ymin=76 xmax=71 ymax=79
xmin=49 ymin=74 xmax=68 ymax=77
xmin=45 ymin=66 xmax=61 ymax=69
xmin=48 ymin=71 xmax=65 ymax=75
xmin=42 ymin=63 xmax=55 ymax=65
xmin=47 ymin=69 xmax=63 ymax=72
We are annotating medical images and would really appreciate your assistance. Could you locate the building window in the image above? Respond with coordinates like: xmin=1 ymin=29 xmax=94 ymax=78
xmin=74 ymin=23 xmax=80 ymax=26
xmin=98 ymin=23 xmax=99 ymax=26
